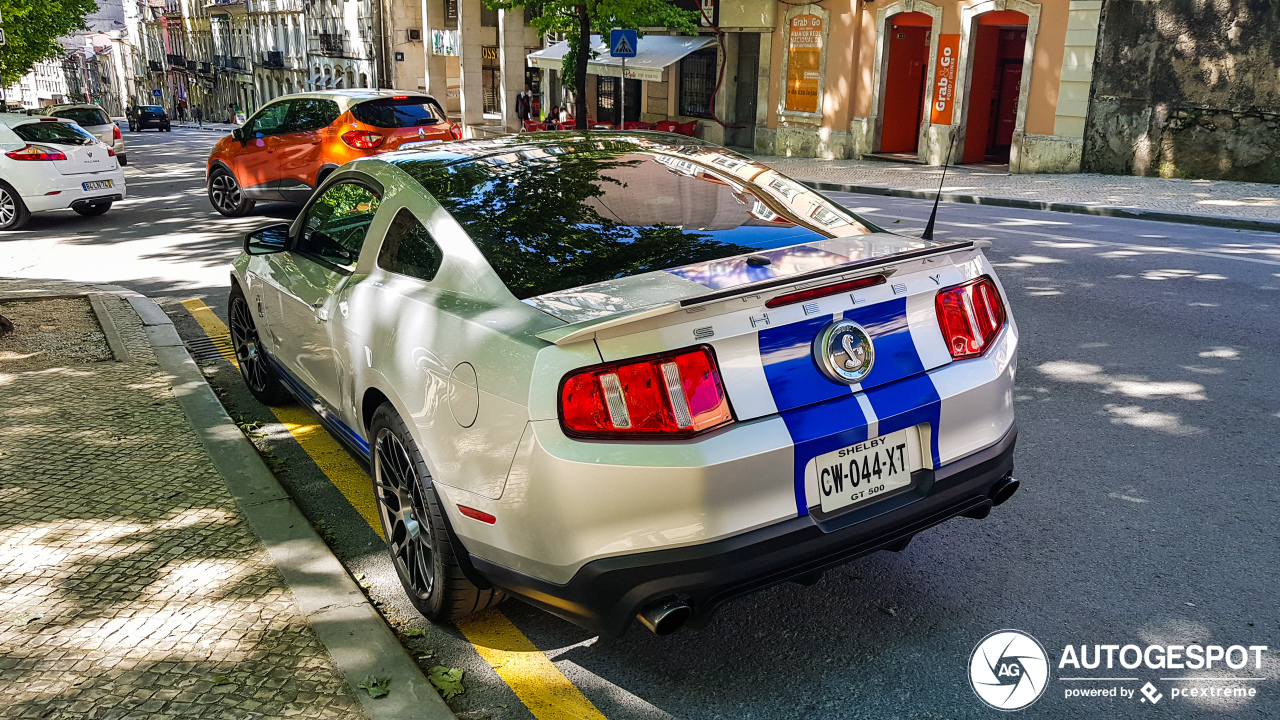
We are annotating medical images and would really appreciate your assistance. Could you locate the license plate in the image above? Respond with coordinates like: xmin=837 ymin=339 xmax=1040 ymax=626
xmin=82 ymin=180 xmax=113 ymax=191
xmin=810 ymin=427 xmax=917 ymax=514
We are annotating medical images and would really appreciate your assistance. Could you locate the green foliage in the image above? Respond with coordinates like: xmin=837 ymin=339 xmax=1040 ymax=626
xmin=484 ymin=0 xmax=699 ymax=125
xmin=357 ymin=675 xmax=391 ymax=699
xmin=0 ymin=0 xmax=99 ymax=86
xmin=427 ymin=666 xmax=466 ymax=699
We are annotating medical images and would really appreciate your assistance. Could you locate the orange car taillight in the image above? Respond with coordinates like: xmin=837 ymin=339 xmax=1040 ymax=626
xmin=341 ymin=130 xmax=385 ymax=149
xmin=559 ymin=346 xmax=734 ymax=439
xmin=5 ymin=144 xmax=67 ymax=161
xmin=449 ymin=124 xmax=463 ymax=141
xmin=935 ymin=276 xmax=1007 ymax=360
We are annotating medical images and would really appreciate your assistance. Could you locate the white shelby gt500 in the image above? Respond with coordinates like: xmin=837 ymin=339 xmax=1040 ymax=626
xmin=230 ymin=134 xmax=1018 ymax=636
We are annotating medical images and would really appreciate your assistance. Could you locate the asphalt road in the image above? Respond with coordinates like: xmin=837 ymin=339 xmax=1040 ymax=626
xmin=3 ymin=129 xmax=1278 ymax=719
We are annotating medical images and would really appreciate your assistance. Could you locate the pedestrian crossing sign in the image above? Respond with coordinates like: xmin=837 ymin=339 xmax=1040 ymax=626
xmin=610 ymin=29 xmax=637 ymax=58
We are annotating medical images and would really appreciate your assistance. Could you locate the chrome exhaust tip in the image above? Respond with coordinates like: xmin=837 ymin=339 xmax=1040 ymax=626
xmin=989 ymin=476 xmax=1020 ymax=506
xmin=637 ymin=598 xmax=692 ymax=636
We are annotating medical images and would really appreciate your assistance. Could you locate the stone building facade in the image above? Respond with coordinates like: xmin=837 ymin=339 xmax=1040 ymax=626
xmin=1082 ymin=0 xmax=1280 ymax=182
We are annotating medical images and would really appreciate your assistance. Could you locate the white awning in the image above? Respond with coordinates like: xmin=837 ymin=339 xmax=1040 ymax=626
xmin=527 ymin=35 xmax=715 ymax=83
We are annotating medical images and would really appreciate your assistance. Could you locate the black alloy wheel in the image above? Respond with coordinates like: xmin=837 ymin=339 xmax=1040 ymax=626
xmin=208 ymin=168 xmax=255 ymax=216
xmin=228 ymin=288 xmax=290 ymax=405
xmin=0 ymin=182 xmax=31 ymax=231
xmin=369 ymin=403 xmax=504 ymax=622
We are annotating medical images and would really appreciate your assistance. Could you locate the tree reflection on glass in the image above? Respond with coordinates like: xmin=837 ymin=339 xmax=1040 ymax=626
xmin=395 ymin=142 xmax=757 ymax=299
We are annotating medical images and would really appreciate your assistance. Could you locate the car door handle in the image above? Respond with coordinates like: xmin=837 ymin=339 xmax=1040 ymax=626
xmin=312 ymin=299 xmax=329 ymax=322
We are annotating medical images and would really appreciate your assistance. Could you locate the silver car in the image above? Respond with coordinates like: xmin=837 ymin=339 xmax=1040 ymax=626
xmin=229 ymin=133 xmax=1019 ymax=636
xmin=45 ymin=104 xmax=127 ymax=166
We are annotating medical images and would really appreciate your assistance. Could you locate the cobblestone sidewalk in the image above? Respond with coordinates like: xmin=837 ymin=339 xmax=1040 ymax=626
xmin=0 ymin=282 xmax=369 ymax=719
xmin=752 ymin=155 xmax=1280 ymax=223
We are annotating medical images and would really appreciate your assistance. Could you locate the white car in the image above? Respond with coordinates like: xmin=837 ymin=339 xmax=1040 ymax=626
xmin=45 ymin=104 xmax=128 ymax=166
xmin=0 ymin=113 xmax=127 ymax=231
xmin=229 ymin=134 xmax=1019 ymax=636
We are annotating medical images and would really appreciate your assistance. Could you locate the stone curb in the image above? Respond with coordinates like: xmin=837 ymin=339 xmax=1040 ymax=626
xmin=801 ymin=180 xmax=1280 ymax=234
xmin=109 ymin=288 xmax=457 ymax=720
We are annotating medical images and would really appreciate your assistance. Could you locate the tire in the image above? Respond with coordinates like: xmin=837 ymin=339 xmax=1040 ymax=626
xmin=164 ymin=125 xmax=171 ymax=132
xmin=208 ymin=167 xmax=255 ymax=216
xmin=118 ymin=154 xmax=128 ymax=167
xmin=228 ymin=287 xmax=291 ymax=405
xmin=73 ymin=202 xmax=111 ymax=217
xmin=0 ymin=182 xmax=31 ymax=231
xmin=370 ymin=402 xmax=504 ymax=623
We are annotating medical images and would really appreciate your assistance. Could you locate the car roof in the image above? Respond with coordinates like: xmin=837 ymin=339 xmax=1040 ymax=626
xmin=262 ymin=89 xmax=442 ymax=111
xmin=0 ymin=113 xmax=73 ymax=129
xmin=48 ymin=103 xmax=106 ymax=112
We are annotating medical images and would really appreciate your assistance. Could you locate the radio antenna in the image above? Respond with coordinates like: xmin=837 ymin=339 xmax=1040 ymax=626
xmin=921 ymin=131 xmax=958 ymax=241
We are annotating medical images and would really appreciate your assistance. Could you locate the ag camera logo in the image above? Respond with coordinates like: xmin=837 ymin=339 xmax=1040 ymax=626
xmin=969 ymin=630 xmax=1050 ymax=711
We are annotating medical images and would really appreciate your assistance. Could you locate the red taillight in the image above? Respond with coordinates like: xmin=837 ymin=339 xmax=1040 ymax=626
xmin=457 ymin=505 xmax=496 ymax=524
xmin=113 ymin=124 xmax=121 ymax=140
xmin=559 ymin=346 xmax=734 ymax=439
xmin=449 ymin=124 xmax=463 ymax=141
xmin=107 ymin=148 xmax=116 ymax=157
xmin=765 ymin=275 xmax=886 ymax=309
xmin=341 ymin=130 xmax=385 ymax=149
xmin=5 ymin=144 xmax=67 ymax=161
xmin=935 ymin=276 xmax=1007 ymax=360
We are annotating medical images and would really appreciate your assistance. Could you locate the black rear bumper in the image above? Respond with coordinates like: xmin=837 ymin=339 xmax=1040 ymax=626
xmin=471 ymin=426 xmax=1017 ymax=637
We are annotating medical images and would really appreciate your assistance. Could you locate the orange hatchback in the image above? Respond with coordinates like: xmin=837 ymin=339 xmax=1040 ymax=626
xmin=206 ymin=90 xmax=461 ymax=216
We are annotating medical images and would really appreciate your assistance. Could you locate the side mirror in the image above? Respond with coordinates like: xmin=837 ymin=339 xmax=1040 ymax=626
xmin=244 ymin=223 xmax=289 ymax=255
xmin=231 ymin=127 xmax=244 ymax=142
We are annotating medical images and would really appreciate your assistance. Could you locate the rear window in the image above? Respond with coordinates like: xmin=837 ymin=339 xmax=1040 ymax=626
xmin=143 ymin=106 xmax=164 ymax=113
xmin=51 ymin=108 xmax=110 ymax=126
xmin=13 ymin=121 xmax=98 ymax=146
xmin=392 ymin=140 xmax=873 ymax=299
xmin=351 ymin=97 xmax=445 ymax=128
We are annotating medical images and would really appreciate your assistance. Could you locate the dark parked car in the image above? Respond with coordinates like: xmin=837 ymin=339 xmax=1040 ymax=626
xmin=129 ymin=105 xmax=171 ymax=132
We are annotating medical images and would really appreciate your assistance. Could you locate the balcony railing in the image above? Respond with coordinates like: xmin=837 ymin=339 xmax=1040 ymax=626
xmin=227 ymin=56 xmax=246 ymax=71
xmin=203 ymin=0 xmax=246 ymax=7
xmin=318 ymin=33 xmax=344 ymax=56
xmin=263 ymin=50 xmax=285 ymax=68
xmin=164 ymin=0 xmax=181 ymax=15
xmin=148 ymin=60 xmax=164 ymax=72
xmin=199 ymin=61 xmax=212 ymax=74
xmin=213 ymin=54 xmax=226 ymax=68
xmin=186 ymin=59 xmax=198 ymax=72
xmin=167 ymin=53 xmax=187 ymax=68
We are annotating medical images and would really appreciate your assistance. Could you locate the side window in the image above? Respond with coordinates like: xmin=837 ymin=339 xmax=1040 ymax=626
xmin=377 ymin=208 xmax=444 ymax=282
xmin=297 ymin=183 xmax=382 ymax=267
xmin=245 ymin=101 xmax=292 ymax=137
xmin=285 ymin=99 xmax=341 ymax=134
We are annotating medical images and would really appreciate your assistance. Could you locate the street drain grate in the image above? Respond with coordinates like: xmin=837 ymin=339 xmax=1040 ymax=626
xmin=186 ymin=334 xmax=236 ymax=364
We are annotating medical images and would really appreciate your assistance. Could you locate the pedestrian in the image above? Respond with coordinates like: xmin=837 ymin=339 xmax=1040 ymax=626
xmin=194 ymin=107 xmax=203 ymax=128
xmin=515 ymin=84 xmax=532 ymax=124
xmin=558 ymin=105 xmax=570 ymax=127
xmin=546 ymin=106 xmax=559 ymax=130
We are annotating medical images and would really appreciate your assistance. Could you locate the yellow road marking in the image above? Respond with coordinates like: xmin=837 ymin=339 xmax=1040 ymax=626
xmin=181 ymin=297 xmax=607 ymax=720
xmin=181 ymin=298 xmax=383 ymax=538
xmin=458 ymin=610 xmax=608 ymax=720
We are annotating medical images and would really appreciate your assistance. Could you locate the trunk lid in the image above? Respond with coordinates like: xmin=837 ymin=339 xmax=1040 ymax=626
xmin=53 ymin=143 xmax=115 ymax=176
xmin=532 ymin=237 xmax=977 ymax=421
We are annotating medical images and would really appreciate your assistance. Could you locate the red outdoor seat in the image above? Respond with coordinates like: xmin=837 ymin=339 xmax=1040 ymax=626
xmin=654 ymin=120 xmax=679 ymax=133
xmin=676 ymin=121 xmax=698 ymax=137
xmin=623 ymin=121 xmax=655 ymax=130
xmin=523 ymin=120 xmax=545 ymax=132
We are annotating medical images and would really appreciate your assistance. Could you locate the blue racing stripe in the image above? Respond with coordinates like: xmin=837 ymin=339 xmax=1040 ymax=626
xmin=759 ymin=315 xmax=852 ymax=412
xmin=841 ymin=298 xmax=925 ymax=388
xmin=266 ymin=356 xmax=371 ymax=457
xmin=864 ymin=372 xmax=941 ymax=468
xmin=779 ymin=394 xmax=869 ymax=516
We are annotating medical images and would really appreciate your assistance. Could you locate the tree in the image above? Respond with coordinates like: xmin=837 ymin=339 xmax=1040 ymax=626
xmin=484 ymin=0 xmax=699 ymax=130
xmin=0 ymin=0 xmax=99 ymax=86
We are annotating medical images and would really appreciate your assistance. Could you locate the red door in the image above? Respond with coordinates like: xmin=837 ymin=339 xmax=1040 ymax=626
xmin=880 ymin=16 xmax=931 ymax=153
xmin=991 ymin=62 xmax=1023 ymax=149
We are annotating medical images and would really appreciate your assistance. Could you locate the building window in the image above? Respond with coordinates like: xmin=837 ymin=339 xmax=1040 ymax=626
xmin=596 ymin=75 xmax=639 ymax=125
xmin=679 ymin=48 xmax=716 ymax=118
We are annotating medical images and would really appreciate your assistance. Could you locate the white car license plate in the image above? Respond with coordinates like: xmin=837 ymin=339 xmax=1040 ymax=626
xmin=82 ymin=180 xmax=113 ymax=191
xmin=811 ymin=427 xmax=917 ymax=514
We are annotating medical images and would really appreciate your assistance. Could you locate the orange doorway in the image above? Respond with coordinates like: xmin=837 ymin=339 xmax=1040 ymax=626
xmin=880 ymin=12 xmax=932 ymax=153
xmin=962 ymin=11 xmax=1028 ymax=164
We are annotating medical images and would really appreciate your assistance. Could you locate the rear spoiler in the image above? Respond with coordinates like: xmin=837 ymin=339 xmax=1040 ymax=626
xmin=535 ymin=240 xmax=975 ymax=346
